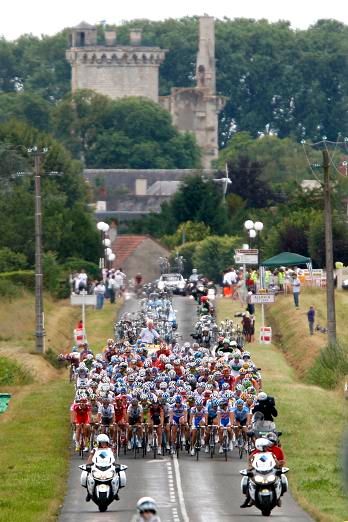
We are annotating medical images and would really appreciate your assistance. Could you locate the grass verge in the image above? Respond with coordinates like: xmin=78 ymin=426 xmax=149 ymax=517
xmin=0 ymin=378 xmax=72 ymax=522
xmin=85 ymin=299 xmax=124 ymax=352
xmin=217 ymin=297 xmax=348 ymax=522
xmin=0 ymin=356 xmax=33 ymax=386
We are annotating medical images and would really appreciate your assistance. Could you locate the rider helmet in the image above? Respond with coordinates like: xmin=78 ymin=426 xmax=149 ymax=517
xmin=96 ymin=434 xmax=110 ymax=445
xmin=137 ymin=497 xmax=157 ymax=514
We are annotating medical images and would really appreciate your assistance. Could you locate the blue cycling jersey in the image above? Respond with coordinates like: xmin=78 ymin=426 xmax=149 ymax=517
xmin=232 ymin=406 xmax=249 ymax=421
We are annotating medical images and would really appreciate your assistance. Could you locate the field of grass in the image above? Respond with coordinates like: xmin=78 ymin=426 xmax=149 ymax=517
xmin=85 ymin=298 xmax=123 ymax=352
xmin=0 ymin=293 xmax=124 ymax=521
xmin=0 ymin=378 xmax=73 ymax=522
xmin=217 ymin=297 xmax=348 ymax=522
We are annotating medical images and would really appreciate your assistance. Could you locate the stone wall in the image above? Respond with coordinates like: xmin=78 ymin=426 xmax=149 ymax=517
xmin=66 ymin=46 xmax=166 ymax=102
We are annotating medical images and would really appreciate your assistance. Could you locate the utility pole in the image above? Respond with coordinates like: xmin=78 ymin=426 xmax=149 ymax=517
xmin=323 ymin=149 xmax=337 ymax=345
xmin=29 ymin=147 xmax=47 ymax=353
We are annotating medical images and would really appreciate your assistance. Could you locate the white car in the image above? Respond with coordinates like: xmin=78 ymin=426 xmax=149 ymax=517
xmin=157 ymin=273 xmax=186 ymax=295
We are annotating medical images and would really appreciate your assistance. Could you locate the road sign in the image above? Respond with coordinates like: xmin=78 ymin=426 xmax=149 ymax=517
xmin=70 ymin=294 xmax=97 ymax=306
xmin=250 ymin=294 xmax=275 ymax=304
xmin=235 ymin=248 xmax=259 ymax=265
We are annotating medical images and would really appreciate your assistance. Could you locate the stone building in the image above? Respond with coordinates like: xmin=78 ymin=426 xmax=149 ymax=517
xmin=66 ymin=22 xmax=166 ymax=102
xmin=160 ymin=16 xmax=226 ymax=168
xmin=66 ymin=16 xmax=225 ymax=168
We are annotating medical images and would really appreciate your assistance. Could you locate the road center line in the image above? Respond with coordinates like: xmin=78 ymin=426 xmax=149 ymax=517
xmin=172 ymin=456 xmax=190 ymax=522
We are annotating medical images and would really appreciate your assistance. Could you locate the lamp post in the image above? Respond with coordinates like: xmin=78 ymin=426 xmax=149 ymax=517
xmin=96 ymin=221 xmax=110 ymax=269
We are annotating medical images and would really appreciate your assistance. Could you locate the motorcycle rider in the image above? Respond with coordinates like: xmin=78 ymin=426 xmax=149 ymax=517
xmin=140 ymin=320 xmax=160 ymax=344
xmin=85 ymin=434 xmax=119 ymax=501
xmin=253 ymin=392 xmax=278 ymax=422
xmin=189 ymin=268 xmax=199 ymax=283
xmin=132 ymin=497 xmax=162 ymax=522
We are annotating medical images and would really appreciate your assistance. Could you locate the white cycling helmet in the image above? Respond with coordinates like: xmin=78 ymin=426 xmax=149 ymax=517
xmin=255 ymin=437 xmax=272 ymax=451
xmin=136 ymin=496 xmax=157 ymax=514
xmin=96 ymin=434 xmax=110 ymax=445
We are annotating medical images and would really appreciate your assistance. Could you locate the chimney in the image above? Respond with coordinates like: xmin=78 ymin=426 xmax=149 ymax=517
xmin=129 ymin=29 xmax=142 ymax=45
xmin=105 ymin=31 xmax=116 ymax=46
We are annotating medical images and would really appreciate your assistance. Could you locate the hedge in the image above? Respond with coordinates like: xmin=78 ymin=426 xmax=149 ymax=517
xmin=0 ymin=270 xmax=35 ymax=290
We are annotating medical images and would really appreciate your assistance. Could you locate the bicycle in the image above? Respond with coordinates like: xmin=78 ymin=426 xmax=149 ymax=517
xmin=221 ymin=427 xmax=229 ymax=462
xmin=152 ymin=425 xmax=159 ymax=459
xmin=89 ymin=422 xmax=99 ymax=451
xmin=208 ymin=424 xmax=218 ymax=459
xmin=194 ymin=425 xmax=203 ymax=461
xmin=142 ymin=423 xmax=148 ymax=458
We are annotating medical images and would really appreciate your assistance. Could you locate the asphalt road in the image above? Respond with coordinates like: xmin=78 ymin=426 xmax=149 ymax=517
xmin=59 ymin=295 xmax=313 ymax=522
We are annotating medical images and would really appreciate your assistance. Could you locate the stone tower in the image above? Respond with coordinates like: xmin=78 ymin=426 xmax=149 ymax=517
xmin=66 ymin=22 xmax=167 ymax=102
xmin=160 ymin=16 xmax=226 ymax=168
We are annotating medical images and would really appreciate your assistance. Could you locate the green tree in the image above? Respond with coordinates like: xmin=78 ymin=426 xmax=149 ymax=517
xmin=53 ymin=91 xmax=201 ymax=168
xmin=0 ymin=120 xmax=99 ymax=265
xmin=162 ymin=221 xmax=211 ymax=249
xmin=193 ymin=235 xmax=241 ymax=282
xmin=0 ymin=248 xmax=28 ymax=272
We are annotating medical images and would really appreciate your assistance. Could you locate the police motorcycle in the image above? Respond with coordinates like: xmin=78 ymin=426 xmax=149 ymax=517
xmin=240 ymin=438 xmax=289 ymax=517
xmin=79 ymin=435 xmax=127 ymax=512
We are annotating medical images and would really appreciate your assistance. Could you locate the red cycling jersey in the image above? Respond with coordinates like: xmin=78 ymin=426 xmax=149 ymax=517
xmin=73 ymin=403 xmax=91 ymax=424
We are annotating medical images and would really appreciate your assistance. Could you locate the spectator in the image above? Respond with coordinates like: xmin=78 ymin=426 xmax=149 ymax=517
xmin=78 ymin=269 xmax=88 ymax=293
xmin=94 ymin=280 xmax=106 ymax=310
xmin=291 ymin=273 xmax=301 ymax=308
xmin=307 ymin=305 xmax=315 ymax=335
xmin=114 ymin=268 xmax=126 ymax=297
xmin=108 ymin=275 xmax=117 ymax=304
xmin=241 ymin=311 xmax=253 ymax=343
xmin=246 ymin=291 xmax=255 ymax=315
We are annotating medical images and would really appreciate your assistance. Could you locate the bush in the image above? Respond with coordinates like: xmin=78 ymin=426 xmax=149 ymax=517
xmin=62 ymin=257 xmax=100 ymax=280
xmin=193 ymin=235 xmax=241 ymax=282
xmin=0 ymin=247 xmax=28 ymax=272
xmin=0 ymin=270 xmax=35 ymax=290
xmin=0 ymin=356 xmax=33 ymax=385
xmin=306 ymin=342 xmax=348 ymax=389
xmin=0 ymin=280 xmax=23 ymax=301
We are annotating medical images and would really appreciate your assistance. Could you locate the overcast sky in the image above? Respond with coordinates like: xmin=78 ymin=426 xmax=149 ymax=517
xmin=2 ymin=0 xmax=347 ymax=40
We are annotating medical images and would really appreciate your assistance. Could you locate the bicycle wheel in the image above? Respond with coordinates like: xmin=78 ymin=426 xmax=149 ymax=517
xmin=223 ymin=436 xmax=228 ymax=462
xmin=153 ymin=434 xmax=158 ymax=459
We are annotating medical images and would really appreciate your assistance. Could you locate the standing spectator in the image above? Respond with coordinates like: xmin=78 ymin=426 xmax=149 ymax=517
xmin=307 ymin=305 xmax=315 ymax=335
xmin=246 ymin=291 xmax=255 ymax=315
xmin=291 ymin=274 xmax=301 ymax=308
xmin=108 ymin=275 xmax=116 ymax=304
xmin=241 ymin=312 xmax=252 ymax=343
xmin=94 ymin=281 xmax=106 ymax=310
xmin=114 ymin=268 xmax=126 ymax=297
xmin=78 ymin=269 xmax=88 ymax=293
xmin=277 ymin=269 xmax=285 ymax=292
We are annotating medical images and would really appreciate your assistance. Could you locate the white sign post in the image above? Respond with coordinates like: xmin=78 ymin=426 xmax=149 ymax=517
xmin=249 ymin=293 xmax=275 ymax=344
xmin=234 ymin=249 xmax=259 ymax=265
xmin=70 ymin=291 xmax=97 ymax=344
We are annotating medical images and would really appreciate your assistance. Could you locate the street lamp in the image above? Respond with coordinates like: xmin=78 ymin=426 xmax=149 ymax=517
xmin=97 ymin=221 xmax=110 ymax=268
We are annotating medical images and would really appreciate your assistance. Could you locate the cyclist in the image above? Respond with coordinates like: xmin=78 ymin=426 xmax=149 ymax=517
xmin=148 ymin=399 xmax=165 ymax=455
xmin=217 ymin=397 xmax=233 ymax=453
xmin=126 ymin=397 xmax=144 ymax=449
xmin=190 ymin=398 xmax=207 ymax=456
xmin=231 ymin=398 xmax=251 ymax=445
xmin=98 ymin=397 xmax=115 ymax=439
xmin=169 ymin=395 xmax=188 ymax=453
xmin=73 ymin=393 xmax=91 ymax=452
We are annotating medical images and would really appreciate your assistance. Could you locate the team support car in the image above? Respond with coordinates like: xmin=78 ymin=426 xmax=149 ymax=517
xmin=157 ymin=273 xmax=187 ymax=295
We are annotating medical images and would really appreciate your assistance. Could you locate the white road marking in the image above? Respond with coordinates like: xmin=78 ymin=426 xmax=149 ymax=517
xmin=172 ymin=455 xmax=190 ymax=522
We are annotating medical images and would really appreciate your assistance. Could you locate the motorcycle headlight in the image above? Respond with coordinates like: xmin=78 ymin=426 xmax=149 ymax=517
xmin=93 ymin=470 xmax=114 ymax=480
xmin=254 ymin=475 xmax=264 ymax=484
xmin=265 ymin=474 xmax=276 ymax=484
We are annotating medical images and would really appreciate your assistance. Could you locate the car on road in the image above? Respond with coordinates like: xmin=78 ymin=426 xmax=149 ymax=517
xmin=157 ymin=273 xmax=187 ymax=295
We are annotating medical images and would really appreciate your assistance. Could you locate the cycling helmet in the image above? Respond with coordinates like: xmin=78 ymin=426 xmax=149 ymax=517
xmin=137 ymin=496 xmax=157 ymax=514
xmin=97 ymin=434 xmax=110 ymax=445
xmin=174 ymin=395 xmax=182 ymax=403
xmin=236 ymin=398 xmax=244 ymax=406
